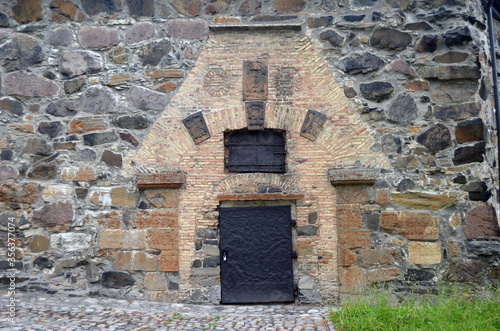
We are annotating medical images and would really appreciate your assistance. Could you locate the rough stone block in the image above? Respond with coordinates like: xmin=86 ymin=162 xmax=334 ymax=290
xmin=455 ymin=118 xmax=484 ymax=144
xmin=339 ymin=249 xmax=357 ymax=267
xmin=83 ymin=131 xmax=118 ymax=146
xmin=370 ymin=28 xmax=411 ymax=51
xmin=385 ymin=60 xmax=415 ymax=77
xmin=339 ymin=266 xmax=366 ymax=293
xmin=0 ymin=182 xmax=39 ymax=204
xmin=30 ymin=235 xmax=49 ymax=252
xmin=138 ymin=39 xmax=171 ymax=66
xmin=79 ymin=26 xmax=120 ymax=49
xmin=444 ymin=259 xmax=488 ymax=284
xmin=143 ymin=272 xmax=168 ymax=290
xmin=159 ymin=251 xmax=179 ymax=272
xmin=59 ymin=50 xmax=103 ymax=78
xmin=338 ymin=229 xmax=370 ymax=248
xmin=367 ymin=267 xmax=400 ymax=282
xmin=165 ymin=19 xmax=208 ymax=40
xmin=0 ymin=165 xmax=19 ymax=180
xmin=61 ymin=167 xmax=95 ymax=181
xmin=99 ymin=229 xmax=146 ymax=249
xmin=337 ymin=205 xmax=362 ymax=228
xmin=32 ymin=201 xmax=73 ymax=227
xmin=405 ymin=80 xmax=429 ymax=91
xmin=336 ymin=186 xmax=375 ymax=204
xmin=391 ymin=192 xmax=457 ymax=210
xmin=359 ymin=248 xmax=397 ymax=267
xmin=381 ymin=211 xmax=438 ymax=240
xmin=0 ymin=34 xmax=43 ymax=72
xmin=125 ymin=22 xmax=156 ymax=44
xmin=147 ymin=228 xmax=178 ymax=250
xmin=50 ymin=233 xmax=92 ymax=251
xmin=80 ymin=86 xmax=117 ymax=114
xmin=464 ymin=202 xmax=500 ymax=239
xmin=431 ymin=83 xmax=476 ymax=104
xmin=0 ymin=97 xmax=25 ymax=116
xmin=13 ymin=0 xmax=42 ymax=23
xmin=416 ymin=124 xmax=452 ymax=153
xmin=170 ymin=0 xmax=202 ymax=17
xmin=434 ymin=103 xmax=481 ymax=121
xmin=359 ymin=81 xmax=394 ymax=102
xmin=416 ymin=34 xmax=438 ymax=53
xmin=145 ymin=69 xmax=184 ymax=79
xmin=340 ymin=52 xmax=385 ymax=75
xmin=129 ymin=86 xmax=168 ymax=111
xmin=443 ymin=26 xmax=472 ymax=47
xmin=70 ymin=117 xmax=107 ymax=133
xmin=419 ymin=65 xmax=480 ymax=80
xmin=6 ymin=73 xmax=59 ymax=97
xmin=386 ymin=93 xmax=418 ymax=125
xmin=453 ymin=142 xmax=485 ymax=165
xmin=136 ymin=209 xmax=177 ymax=228
xmin=112 ymin=115 xmax=150 ymax=130
xmin=433 ymin=51 xmax=468 ymax=63
xmin=101 ymin=150 xmax=123 ymax=167
xmin=114 ymin=251 xmax=158 ymax=271
xmin=408 ymin=242 xmax=441 ymax=265
xmin=101 ymin=271 xmax=135 ymax=288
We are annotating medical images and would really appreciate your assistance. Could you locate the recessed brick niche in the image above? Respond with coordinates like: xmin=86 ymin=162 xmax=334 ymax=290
xmin=125 ymin=25 xmax=390 ymax=304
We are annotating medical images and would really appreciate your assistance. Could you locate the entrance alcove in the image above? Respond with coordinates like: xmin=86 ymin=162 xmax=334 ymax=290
xmin=124 ymin=24 xmax=391 ymax=304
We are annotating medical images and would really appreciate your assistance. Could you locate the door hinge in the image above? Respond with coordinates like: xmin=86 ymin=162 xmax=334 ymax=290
xmin=291 ymin=219 xmax=297 ymax=226
xmin=293 ymin=283 xmax=298 ymax=291
xmin=291 ymin=251 xmax=298 ymax=259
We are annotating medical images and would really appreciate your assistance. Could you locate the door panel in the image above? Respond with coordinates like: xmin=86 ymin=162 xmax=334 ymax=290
xmin=219 ymin=205 xmax=294 ymax=304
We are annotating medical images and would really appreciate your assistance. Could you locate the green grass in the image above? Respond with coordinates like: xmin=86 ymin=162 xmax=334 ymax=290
xmin=329 ymin=286 xmax=500 ymax=331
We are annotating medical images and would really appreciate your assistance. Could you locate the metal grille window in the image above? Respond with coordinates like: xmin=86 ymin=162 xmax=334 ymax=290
xmin=225 ymin=130 xmax=286 ymax=173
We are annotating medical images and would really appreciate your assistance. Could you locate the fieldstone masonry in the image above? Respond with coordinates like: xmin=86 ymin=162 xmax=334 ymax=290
xmin=0 ymin=0 xmax=499 ymax=305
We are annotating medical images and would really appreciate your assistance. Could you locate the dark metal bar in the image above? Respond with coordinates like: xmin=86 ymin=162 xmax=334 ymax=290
xmin=487 ymin=0 xmax=500 ymax=192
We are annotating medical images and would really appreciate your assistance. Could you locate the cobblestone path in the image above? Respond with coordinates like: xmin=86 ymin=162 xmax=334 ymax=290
xmin=0 ymin=292 xmax=335 ymax=330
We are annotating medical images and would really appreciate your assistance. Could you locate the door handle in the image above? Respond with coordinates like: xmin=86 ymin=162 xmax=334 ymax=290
xmin=222 ymin=249 xmax=228 ymax=262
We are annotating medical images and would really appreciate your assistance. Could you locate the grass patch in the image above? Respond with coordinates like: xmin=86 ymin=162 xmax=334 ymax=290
xmin=329 ymin=286 xmax=500 ymax=331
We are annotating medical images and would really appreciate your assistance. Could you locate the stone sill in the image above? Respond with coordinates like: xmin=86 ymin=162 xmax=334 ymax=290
xmin=218 ymin=193 xmax=304 ymax=201
xmin=329 ymin=168 xmax=378 ymax=186
xmin=136 ymin=172 xmax=185 ymax=190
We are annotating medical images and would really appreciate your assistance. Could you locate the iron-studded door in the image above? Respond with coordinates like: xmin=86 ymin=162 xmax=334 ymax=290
xmin=219 ymin=205 xmax=294 ymax=304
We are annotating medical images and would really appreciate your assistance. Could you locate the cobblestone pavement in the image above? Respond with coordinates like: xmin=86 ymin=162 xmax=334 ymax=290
xmin=0 ymin=292 xmax=335 ymax=330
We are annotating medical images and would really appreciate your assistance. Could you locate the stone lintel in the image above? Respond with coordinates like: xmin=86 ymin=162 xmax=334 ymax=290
xmin=209 ymin=24 xmax=302 ymax=32
xmin=329 ymin=168 xmax=377 ymax=186
xmin=218 ymin=193 xmax=304 ymax=201
xmin=137 ymin=172 xmax=185 ymax=190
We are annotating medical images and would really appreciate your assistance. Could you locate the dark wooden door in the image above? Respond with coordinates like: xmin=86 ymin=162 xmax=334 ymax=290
xmin=219 ymin=205 xmax=294 ymax=304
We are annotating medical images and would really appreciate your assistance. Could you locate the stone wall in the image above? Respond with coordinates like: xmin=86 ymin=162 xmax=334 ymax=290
xmin=1 ymin=0 xmax=500 ymax=304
